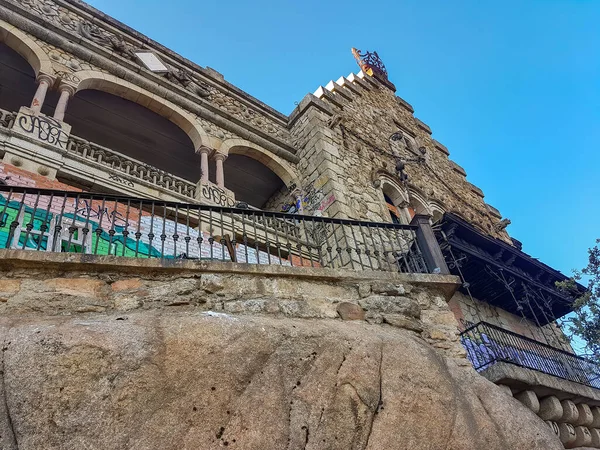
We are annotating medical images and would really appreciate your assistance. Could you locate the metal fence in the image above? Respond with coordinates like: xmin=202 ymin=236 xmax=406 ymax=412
xmin=461 ymin=321 xmax=600 ymax=389
xmin=0 ymin=185 xmax=431 ymax=272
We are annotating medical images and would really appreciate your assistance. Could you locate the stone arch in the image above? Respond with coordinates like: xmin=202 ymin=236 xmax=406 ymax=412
xmin=408 ymin=188 xmax=432 ymax=217
xmin=379 ymin=176 xmax=408 ymax=206
xmin=429 ymin=201 xmax=446 ymax=224
xmin=72 ymin=70 xmax=211 ymax=150
xmin=381 ymin=178 xmax=412 ymax=224
xmin=0 ymin=19 xmax=53 ymax=76
xmin=218 ymin=139 xmax=297 ymax=186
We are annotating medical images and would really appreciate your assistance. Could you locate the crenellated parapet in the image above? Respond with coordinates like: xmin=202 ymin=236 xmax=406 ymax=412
xmin=289 ymin=65 xmax=513 ymax=242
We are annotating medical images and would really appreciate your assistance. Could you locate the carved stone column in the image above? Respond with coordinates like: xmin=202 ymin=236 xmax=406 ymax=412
xmin=53 ymin=83 xmax=76 ymax=122
xmin=30 ymin=73 xmax=55 ymax=114
xmin=214 ymin=153 xmax=227 ymax=188
xmin=196 ymin=146 xmax=212 ymax=183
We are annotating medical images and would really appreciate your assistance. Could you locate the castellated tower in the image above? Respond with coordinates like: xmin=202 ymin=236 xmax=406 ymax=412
xmin=0 ymin=1 xmax=593 ymax=449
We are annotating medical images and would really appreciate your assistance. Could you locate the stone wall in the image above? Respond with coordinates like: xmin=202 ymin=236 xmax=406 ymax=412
xmin=294 ymin=74 xmax=511 ymax=243
xmin=0 ymin=250 xmax=566 ymax=450
xmin=0 ymin=249 xmax=465 ymax=363
xmin=448 ymin=291 xmax=571 ymax=352
xmin=490 ymin=364 xmax=600 ymax=448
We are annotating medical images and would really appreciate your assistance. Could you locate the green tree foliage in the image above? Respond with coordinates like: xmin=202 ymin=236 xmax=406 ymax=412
xmin=556 ymin=239 xmax=600 ymax=359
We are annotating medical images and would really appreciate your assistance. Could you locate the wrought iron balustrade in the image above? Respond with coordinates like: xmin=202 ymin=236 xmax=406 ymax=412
xmin=0 ymin=185 xmax=431 ymax=273
xmin=461 ymin=321 xmax=600 ymax=389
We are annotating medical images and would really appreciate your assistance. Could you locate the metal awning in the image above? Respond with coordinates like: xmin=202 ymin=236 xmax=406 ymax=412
xmin=437 ymin=213 xmax=584 ymax=325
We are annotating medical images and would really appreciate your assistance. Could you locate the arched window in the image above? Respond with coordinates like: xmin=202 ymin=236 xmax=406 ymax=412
xmin=408 ymin=190 xmax=431 ymax=220
xmin=381 ymin=180 xmax=411 ymax=224
xmin=429 ymin=202 xmax=445 ymax=224
xmin=384 ymin=193 xmax=402 ymax=224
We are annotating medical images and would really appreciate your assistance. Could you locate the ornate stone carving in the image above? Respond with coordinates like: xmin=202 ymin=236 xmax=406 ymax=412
xmin=12 ymin=0 xmax=294 ymax=147
xmin=494 ymin=218 xmax=511 ymax=232
xmin=53 ymin=71 xmax=81 ymax=85
xmin=165 ymin=69 xmax=210 ymax=98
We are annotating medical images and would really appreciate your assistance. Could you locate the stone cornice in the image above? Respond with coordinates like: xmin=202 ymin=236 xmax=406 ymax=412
xmin=59 ymin=0 xmax=289 ymax=125
xmin=1 ymin=0 xmax=300 ymax=163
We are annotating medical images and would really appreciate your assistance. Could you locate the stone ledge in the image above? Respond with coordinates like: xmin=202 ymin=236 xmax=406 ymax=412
xmin=486 ymin=203 xmax=502 ymax=219
xmin=432 ymin=139 xmax=450 ymax=156
xmin=449 ymin=160 xmax=467 ymax=177
xmin=0 ymin=249 xmax=461 ymax=297
xmin=481 ymin=361 xmax=600 ymax=406
xmin=468 ymin=182 xmax=485 ymax=198
xmin=395 ymin=96 xmax=414 ymax=113
xmin=414 ymin=118 xmax=432 ymax=134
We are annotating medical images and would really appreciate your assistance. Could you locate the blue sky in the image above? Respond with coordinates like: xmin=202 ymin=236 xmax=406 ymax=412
xmin=87 ymin=0 xmax=600 ymax=277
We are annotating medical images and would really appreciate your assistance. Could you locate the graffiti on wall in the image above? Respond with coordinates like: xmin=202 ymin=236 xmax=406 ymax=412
xmin=16 ymin=113 xmax=69 ymax=149
xmin=281 ymin=176 xmax=336 ymax=214
xmin=0 ymin=192 xmax=289 ymax=265
xmin=200 ymin=184 xmax=236 ymax=208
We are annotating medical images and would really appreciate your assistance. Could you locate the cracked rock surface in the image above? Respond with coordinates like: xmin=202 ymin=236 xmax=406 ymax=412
xmin=0 ymin=311 xmax=561 ymax=450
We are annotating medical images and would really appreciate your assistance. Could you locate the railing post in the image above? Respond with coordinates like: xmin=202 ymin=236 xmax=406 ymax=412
xmin=410 ymin=214 xmax=450 ymax=274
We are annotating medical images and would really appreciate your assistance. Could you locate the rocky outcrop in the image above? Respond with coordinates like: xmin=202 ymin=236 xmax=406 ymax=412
xmin=0 ymin=311 xmax=562 ymax=450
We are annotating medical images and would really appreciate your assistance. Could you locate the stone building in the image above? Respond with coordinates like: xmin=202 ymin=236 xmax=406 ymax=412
xmin=0 ymin=0 xmax=597 ymax=449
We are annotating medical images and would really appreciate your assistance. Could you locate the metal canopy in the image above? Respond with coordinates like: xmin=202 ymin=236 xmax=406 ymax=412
xmin=437 ymin=213 xmax=583 ymax=325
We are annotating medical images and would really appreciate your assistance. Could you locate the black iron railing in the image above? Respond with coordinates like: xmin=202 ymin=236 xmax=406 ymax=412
xmin=0 ymin=185 xmax=432 ymax=272
xmin=461 ymin=321 xmax=600 ymax=389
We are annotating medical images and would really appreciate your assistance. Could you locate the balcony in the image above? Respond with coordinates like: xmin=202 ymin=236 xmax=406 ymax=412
xmin=461 ymin=321 xmax=600 ymax=390
xmin=0 ymin=185 xmax=437 ymax=273
xmin=0 ymin=107 xmax=205 ymax=203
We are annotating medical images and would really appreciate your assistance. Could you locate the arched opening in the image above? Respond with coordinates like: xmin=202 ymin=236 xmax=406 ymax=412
xmin=0 ymin=42 xmax=38 ymax=114
xmin=211 ymin=153 xmax=285 ymax=209
xmin=408 ymin=190 xmax=430 ymax=220
xmin=430 ymin=202 xmax=445 ymax=224
xmin=64 ymin=89 xmax=200 ymax=182
xmin=381 ymin=180 xmax=410 ymax=224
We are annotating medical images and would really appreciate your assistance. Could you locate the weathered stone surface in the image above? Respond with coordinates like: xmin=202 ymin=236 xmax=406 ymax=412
xmin=559 ymin=422 xmax=577 ymax=446
xmin=359 ymin=295 xmax=421 ymax=318
xmin=575 ymin=403 xmax=594 ymax=426
xmin=0 ymin=312 xmax=562 ymax=450
xmin=382 ymin=314 xmax=423 ymax=332
xmin=497 ymin=384 xmax=513 ymax=397
xmin=571 ymin=426 xmax=592 ymax=448
xmin=336 ymin=302 xmax=366 ymax=320
xmin=539 ymin=396 xmax=563 ymax=421
xmin=371 ymin=283 xmax=405 ymax=296
xmin=592 ymin=406 xmax=600 ymax=428
xmin=561 ymin=399 xmax=580 ymax=423
xmin=515 ymin=390 xmax=539 ymax=414
xmin=590 ymin=427 xmax=600 ymax=447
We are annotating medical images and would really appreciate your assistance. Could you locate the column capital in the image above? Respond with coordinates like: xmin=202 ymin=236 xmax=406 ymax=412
xmin=36 ymin=72 xmax=55 ymax=86
xmin=213 ymin=152 xmax=227 ymax=162
xmin=57 ymin=82 xmax=77 ymax=97
xmin=195 ymin=146 xmax=213 ymax=156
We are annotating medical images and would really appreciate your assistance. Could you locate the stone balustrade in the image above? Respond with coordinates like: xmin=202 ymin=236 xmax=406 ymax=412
xmin=0 ymin=107 xmax=16 ymax=130
xmin=65 ymin=135 xmax=197 ymax=199
xmin=0 ymin=107 xmax=197 ymax=199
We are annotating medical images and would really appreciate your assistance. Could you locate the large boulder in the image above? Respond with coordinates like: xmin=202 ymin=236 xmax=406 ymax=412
xmin=0 ymin=311 xmax=562 ymax=450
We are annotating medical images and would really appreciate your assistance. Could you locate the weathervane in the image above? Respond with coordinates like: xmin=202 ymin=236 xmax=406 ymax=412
xmin=351 ymin=48 xmax=388 ymax=80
